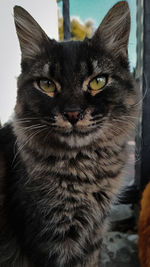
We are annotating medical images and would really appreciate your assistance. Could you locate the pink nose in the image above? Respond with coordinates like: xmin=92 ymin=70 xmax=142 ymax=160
xmin=67 ymin=112 xmax=79 ymax=120
xmin=63 ymin=111 xmax=83 ymax=125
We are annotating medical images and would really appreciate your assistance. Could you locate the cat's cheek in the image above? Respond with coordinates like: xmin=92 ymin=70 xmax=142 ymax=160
xmin=76 ymin=111 xmax=92 ymax=127
xmin=124 ymin=95 xmax=137 ymax=109
xmin=55 ymin=115 xmax=72 ymax=129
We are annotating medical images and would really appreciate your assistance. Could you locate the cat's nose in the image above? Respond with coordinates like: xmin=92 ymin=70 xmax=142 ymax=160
xmin=63 ymin=108 xmax=83 ymax=125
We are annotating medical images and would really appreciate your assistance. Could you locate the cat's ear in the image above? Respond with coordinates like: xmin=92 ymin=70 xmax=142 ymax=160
xmin=14 ymin=6 xmax=49 ymax=59
xmin=92 ymin=1 xmax=130 ymax=57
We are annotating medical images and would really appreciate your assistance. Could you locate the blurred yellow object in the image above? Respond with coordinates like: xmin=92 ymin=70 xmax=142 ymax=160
xmin=138 ymin=181 xmax=150 ymax=267
xmin=58 ymin=17 xmax=93 ymax=41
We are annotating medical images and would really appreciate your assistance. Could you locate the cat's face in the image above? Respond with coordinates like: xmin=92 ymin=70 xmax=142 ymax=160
xmin=14 ymin=2 xmax=138 ymax=148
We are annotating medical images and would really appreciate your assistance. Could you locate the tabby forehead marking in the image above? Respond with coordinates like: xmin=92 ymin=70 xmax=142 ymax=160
xmin=42 ymin=63 xmax=62 ymax=92
xmin=42 ymin=63 xmax=50 ymax=76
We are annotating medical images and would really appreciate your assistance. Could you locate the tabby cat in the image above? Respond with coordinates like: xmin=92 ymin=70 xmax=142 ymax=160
xmin=0 ymin=1 xmax=138 ymax=266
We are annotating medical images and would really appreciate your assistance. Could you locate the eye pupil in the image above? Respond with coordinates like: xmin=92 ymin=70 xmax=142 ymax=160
xmin=39 ymin=79 xmax=56 ymax=93
xmin=43 ymin=80 xmax=51 ymax=86
xmin=89 ymin=76 xmax=106 ymax=92
xmin=47 ymin=81 xmax=51 ymax=86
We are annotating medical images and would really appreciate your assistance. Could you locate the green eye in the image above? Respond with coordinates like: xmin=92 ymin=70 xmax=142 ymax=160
xmin=39 ymin=79 xmax=56 ymax=93
xmin=89 ymin=76 xmax=106 ymax=92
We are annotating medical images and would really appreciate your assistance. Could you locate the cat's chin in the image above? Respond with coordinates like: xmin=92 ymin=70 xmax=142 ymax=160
xmin=55 ymin=128 xmax=101 ymax=148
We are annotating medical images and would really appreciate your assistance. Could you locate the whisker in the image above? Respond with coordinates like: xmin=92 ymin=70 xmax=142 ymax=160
xmin=120 ymin=115 xmax=138 ymax=120
xmin=112 ymin=118 xmax=136 ymax=127
xmin=131 ymin=72 xmax=147 ymax=108
xmin=111 ymin=118 xmax=137 ymax=132
xmin=88 ymin=119 xmax=106 ymax=127
xmin=15 ymin=117 xmax=41 ymax=121
xmin=43 ymin=128 xmax=54 ymax=143
xmin=101 ymin=122 xmax=134 ymax=139
xmin=90 ymin=115 xmax=104 ymax=122
xmin=23 ymin=125 xmax=47 ymax=132
xmin=12 ymin=127 xmax=47 ymax=168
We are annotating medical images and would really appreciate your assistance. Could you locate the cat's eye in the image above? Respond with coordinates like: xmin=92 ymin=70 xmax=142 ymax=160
xmin=89 ymin=76 xmax=107 ymax=95
xmin=39 ymin=79 xmax=56 ymax=95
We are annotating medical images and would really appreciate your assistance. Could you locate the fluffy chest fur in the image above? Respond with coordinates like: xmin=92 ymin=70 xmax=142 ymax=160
xmin=6 ymin=133 xmax=126 ymax=267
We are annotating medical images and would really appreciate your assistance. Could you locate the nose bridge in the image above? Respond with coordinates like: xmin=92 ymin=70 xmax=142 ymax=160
xmin=63 ymin=90 xmax=84 ymax=111
xmin=64 ymin=103 xmax=83 ymax=117
xmin=60 ymin=88 xmax=85 ymax=125
xmin=60 ymin=73 xmax=85 ymax=111
xmin=63 ymin=102 xmax=82 ymax=112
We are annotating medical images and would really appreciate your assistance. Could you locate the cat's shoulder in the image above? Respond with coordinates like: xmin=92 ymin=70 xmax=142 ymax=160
xmin=0 ymin=123 xmax=16 ymax=176
xmin=0 ymin=123 xmax=15 ymax=145
xmin=0 ymin=123 xmax=16 ymax=152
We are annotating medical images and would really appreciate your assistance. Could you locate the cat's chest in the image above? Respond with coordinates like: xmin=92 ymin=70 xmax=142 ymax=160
xmin=22 ymin=145 xmax=125 ymax=198
xmin=24 ymin=149 xmax=100 ymax=184
xmin=12 ymin=145 xmax=125 ymax=254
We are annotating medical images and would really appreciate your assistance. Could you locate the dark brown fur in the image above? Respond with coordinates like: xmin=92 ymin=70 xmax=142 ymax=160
xmin=0 ymin=2 xmax=138 ymax=266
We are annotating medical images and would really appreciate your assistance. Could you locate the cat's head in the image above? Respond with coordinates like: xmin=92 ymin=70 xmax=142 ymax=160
xmin=13 ymin=2 xmax=138 ymax=149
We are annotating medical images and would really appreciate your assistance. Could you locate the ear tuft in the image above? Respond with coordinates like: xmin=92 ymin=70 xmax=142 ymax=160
xmin=92 ymin=1 xmax=130 ymax=57
xmin=14 ymin=6 xmax=49 ymax=59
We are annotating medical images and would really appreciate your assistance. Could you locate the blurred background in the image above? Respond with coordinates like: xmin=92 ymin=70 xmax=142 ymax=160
xmin=0 ymin=0 xmax=58 ymax=124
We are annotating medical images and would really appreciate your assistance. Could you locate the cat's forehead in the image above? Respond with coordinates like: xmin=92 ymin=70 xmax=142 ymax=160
xmin=59 ymin=40 xmax=84 ymax=54
xmin=29 ymin=39 xmax=114 ymax=78
xmin=50 ymin=39 xmax=92 ymax=67
xmin=55 ymin=39 xmax=102 ymax=62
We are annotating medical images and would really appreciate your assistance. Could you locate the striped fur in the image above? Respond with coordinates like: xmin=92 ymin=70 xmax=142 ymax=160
xmin=0 ymin=2 xmax=139 ymax=267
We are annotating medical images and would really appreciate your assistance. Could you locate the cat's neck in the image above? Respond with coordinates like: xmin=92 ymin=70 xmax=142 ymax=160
xmin=13 ymin=118 xmax=128 ymax=182
xmin=16 ymin=132 xmax=127 ymax=184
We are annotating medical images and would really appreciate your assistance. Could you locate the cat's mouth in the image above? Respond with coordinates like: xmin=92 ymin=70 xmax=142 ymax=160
xmin=52 ymin=122 xmax=105 ymax=148
xmin=50 ymin=118 xmax=104 ymax=138
xmin=49 ymin=111 xmax=103 ymax=136
xmin=38 ymin=111 xmax=106 ymax=142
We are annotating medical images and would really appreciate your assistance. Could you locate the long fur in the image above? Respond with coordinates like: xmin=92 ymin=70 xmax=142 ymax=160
xmin=0 ymin=2 xmax=138 ymax=266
